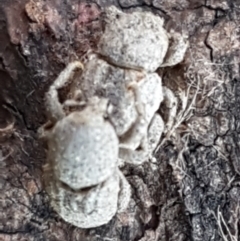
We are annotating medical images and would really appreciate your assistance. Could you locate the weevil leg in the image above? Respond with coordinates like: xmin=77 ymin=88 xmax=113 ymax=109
xmin=45 ymin=61 xmax=84 ymax=123
xmin=161 ymin=31 xmax=188 ymax=67
xmin=120 ymin=81 xmax=148 ymax=151
xmin=117 ymin=169 xmax=131 ymax=212
xmin=119 ymin=145 xmax=148 ymax=166
xmin=161 ymin=86 xmax=178 ymax=134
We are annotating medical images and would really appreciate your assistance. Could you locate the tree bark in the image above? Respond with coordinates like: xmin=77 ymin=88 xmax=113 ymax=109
xmin=0 ymin=0 xmax=239 ymax=241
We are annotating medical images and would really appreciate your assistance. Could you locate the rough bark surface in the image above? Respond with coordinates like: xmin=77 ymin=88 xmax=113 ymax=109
xmin=0 ymin=0 xmax=239 ymax=241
